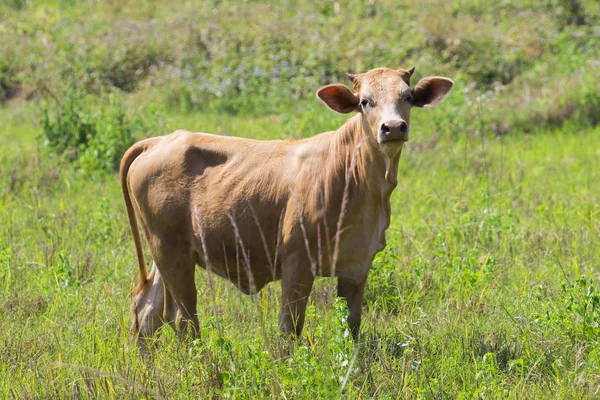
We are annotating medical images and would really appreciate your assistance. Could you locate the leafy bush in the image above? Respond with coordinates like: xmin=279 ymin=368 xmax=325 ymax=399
xmin=561 ymin=277 xmax=600 ymax=342
xmin=0 ymin=49 xmax=19 ymax=101
xmin=40 ymin=89 xmax=97 ymax=161
xmin=77 ymin=91 xmax=136 ymax=172
xmin=95 ymin=35 xmax=172 ymax=93
xmin=53 ymin=250 xmax=79 ymax=290
xmin=40 ymin=88 xmax=159 ymax=172
xmin=532 ymin=276 xmax=600 ymax=345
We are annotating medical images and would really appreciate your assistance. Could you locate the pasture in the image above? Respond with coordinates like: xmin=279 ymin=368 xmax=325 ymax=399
xmin=1 ymin=0 xmax=599 ymax=398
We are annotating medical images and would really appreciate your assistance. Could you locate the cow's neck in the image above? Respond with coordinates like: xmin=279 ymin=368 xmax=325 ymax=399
xmin=325 ymin=114 xmax=400 ymax=271
xmin=333 ymin=114 xmax=401 ymax=200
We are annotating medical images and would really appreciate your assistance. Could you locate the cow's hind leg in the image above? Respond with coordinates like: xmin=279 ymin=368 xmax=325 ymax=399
xmin=131 ymin=261 xmax=166 ymax=355
xmin=153 ymin=244 xmax=199 ymax=340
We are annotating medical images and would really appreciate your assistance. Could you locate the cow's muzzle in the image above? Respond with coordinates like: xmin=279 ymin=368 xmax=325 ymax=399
xmin=378 ymin=120 xmax=409 ymax=143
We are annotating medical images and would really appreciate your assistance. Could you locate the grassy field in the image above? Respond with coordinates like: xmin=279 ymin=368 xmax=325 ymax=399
xmin=2 ymin=0 xmax=600 ymax=398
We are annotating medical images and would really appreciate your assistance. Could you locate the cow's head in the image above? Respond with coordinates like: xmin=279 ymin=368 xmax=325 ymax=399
xmin=317 ymin=67 xmax=453 ymax=158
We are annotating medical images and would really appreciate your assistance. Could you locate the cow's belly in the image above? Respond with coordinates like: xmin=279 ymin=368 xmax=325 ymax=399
xmin=196 ymin=257 xmax=277 ymax=295
xmin=192 ymin=226 xmax=282 ymax=295
xmin=190 ymin=197 xmax=286 ymax=295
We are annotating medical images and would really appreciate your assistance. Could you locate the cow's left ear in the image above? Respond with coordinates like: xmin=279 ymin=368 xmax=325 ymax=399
xmin=317 ymin=84 xmax=359 ymax=114
xmin=411 ymin=77 xmax=454 ymax=108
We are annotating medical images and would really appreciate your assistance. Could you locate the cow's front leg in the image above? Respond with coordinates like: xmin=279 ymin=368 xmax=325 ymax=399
xmin=279 ymin=265 xmax=314 ymax=337
xmin=337 ymin=277 xmax=367 ymax=341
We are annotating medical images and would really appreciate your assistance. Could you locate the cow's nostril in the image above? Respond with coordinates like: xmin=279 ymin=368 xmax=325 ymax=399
xmin=381 ymin=124 xmax=390 ymax=134
xmin=399 ymin=121 xmax=408 ymax=134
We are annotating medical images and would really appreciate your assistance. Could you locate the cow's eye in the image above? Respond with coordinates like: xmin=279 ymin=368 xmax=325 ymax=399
xmin=360 ymin=98 xmax=370 ymax=107
xmin=404 ymin=94 xmax=413 ymax=103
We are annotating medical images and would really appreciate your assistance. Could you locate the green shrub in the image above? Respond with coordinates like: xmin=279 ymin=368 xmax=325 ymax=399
xmin=96 ymin=40 xmax=170 ymax=93
xmin=40 ymin=88 xmax=96 ymax=161
xmin=0 ymin=49 xmax=19 ymax=101
xmin=40 ymin=88 xmax=159 ymax=172
xmin=431 ymin=36 xmax=530 ymax=88
xmin=53 ymin=250 xmax=79 ymax=290
xmin=561 ymin=277 xmax=600 ymax=342
xmin=77 ymin=91 xmax=136 ymax=172
xmin=4 ymin=0 xmax=27 ymax=11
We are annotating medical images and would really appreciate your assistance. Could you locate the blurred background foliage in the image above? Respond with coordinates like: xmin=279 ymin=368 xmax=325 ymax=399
xmin=1 ymin=0 xmax=598 ymax=157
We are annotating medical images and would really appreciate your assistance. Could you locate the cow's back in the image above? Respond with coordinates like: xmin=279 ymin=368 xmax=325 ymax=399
xmin=128 ymin=130 xmax=296 ymax=293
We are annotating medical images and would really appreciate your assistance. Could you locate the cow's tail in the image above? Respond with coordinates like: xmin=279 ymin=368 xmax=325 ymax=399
xmin=119 ymin=138 xmax=157 ymax=291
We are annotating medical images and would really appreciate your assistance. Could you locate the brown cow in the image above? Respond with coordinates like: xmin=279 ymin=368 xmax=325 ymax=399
xmin=120 ymin=66 xmax=453 ymax=351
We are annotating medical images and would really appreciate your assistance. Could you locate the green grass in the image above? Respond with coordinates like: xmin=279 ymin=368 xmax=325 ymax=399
xmin=1 ymin=0 xmax=600 ymax=397
xmin=1 ymin=111 xmax=599 ymax=397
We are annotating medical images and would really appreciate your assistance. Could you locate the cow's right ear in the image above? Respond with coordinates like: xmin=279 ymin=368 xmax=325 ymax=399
xmin=317 ymin=84 xmax=359 ymax=114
